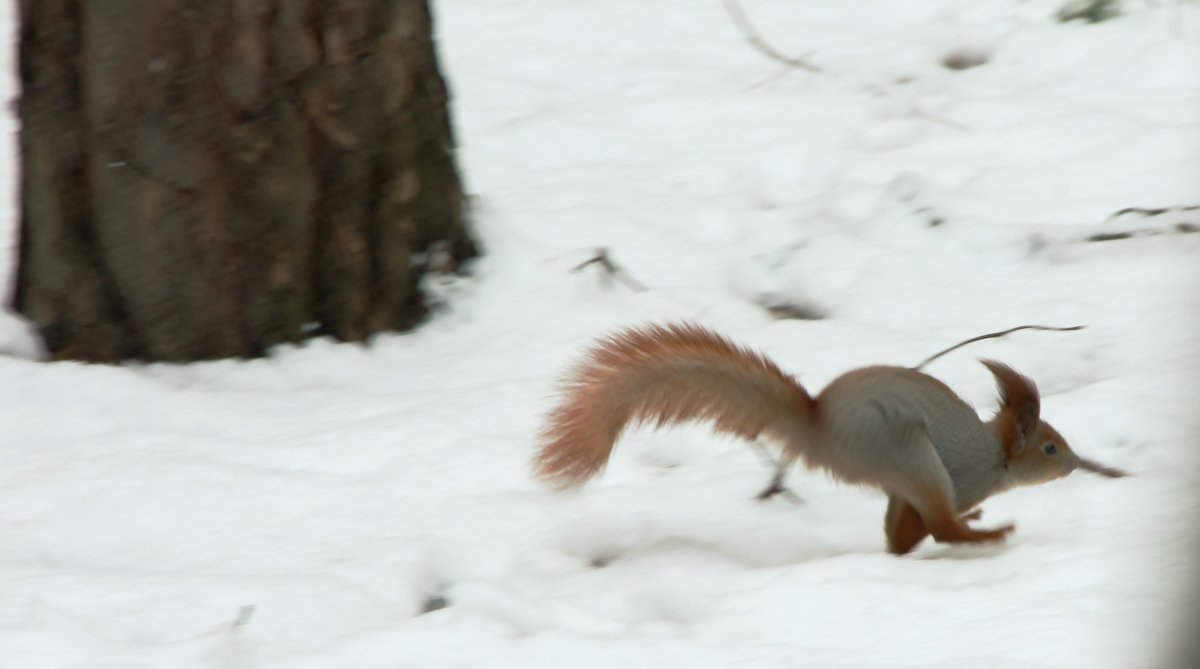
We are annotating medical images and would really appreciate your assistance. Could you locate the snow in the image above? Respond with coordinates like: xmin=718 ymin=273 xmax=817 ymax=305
xmin=1 ymin=0 xmax=1199 ymax=667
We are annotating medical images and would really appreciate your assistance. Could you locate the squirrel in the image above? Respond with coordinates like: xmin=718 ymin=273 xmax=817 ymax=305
xmin=534 ymin=322 xmax=1126 ymax=555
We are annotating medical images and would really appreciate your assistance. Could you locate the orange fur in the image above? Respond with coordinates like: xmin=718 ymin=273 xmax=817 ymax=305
xmin=907 ymin=481 xmax=1014 ymax=547
xmin=886 ymin=498 xmax=928 ymax=555
xmin=534 ymin=323 xmax=816 ymax=487
xmin=981 ymin=359 xmax=1040 ymax=460
xmin=535 ymin=322 xmax=1121 ymax=555
xmin=887 ymin=497 xmax=996 ymax=554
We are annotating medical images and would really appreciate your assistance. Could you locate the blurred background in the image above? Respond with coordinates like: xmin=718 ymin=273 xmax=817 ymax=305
xmin=0 ymin=1 xmax=1197 ymax=667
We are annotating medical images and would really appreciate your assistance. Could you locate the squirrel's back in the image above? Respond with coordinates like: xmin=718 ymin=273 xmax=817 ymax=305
xmin=818 ymin=366 xmax=1003 ymax=509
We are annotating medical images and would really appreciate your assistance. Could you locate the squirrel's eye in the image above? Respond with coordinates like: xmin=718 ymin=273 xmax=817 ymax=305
xmin=1043 ymin=443 xmax=1057 ymax=455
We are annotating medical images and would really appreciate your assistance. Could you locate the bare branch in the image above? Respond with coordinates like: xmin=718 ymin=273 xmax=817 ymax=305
xmin=570 ymin=248 xmax=646 ymax=292
xmin=1087 ymin=223 xmax=1199 ymax=242
xmin=914 ymin=325 xmax=1086 ymax=370
xmin=1088 ymin=204 xmax=1200 ymax=242
xmin=231 ymin=605 xmax=255 ymax=630
xmin=1113 ymin=205 xmax=1199 ymax=217
xmin=722 ymin=0 xmax=821 ymax=73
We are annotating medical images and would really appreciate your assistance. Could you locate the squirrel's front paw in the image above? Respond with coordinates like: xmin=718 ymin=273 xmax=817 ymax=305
xmin=991 ymin=523 xmax=1016 ymax=538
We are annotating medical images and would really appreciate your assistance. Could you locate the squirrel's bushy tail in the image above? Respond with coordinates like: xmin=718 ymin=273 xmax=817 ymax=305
xmin=534 ymin=323 xmax=817 ymax=487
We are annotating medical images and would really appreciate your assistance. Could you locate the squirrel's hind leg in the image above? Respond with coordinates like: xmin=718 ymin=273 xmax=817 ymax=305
xmin=750 ymin=439 xmax=802 ymax=502
xmin=756 ymin=461 xmax=802 ymax=501
xmin=885 ymin=432 xmax=1014 ymax=550
xmin=909 ymin=487 xmax=1012 ymax=548
xmin=885 ymin=495 xmax=929 ymax=555
xmin=885 ymin=498 xmax=992 ymax=555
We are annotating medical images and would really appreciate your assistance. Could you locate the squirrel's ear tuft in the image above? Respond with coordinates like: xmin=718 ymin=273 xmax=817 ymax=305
xmin=980 ymin=359 xmax=1040 ymax=456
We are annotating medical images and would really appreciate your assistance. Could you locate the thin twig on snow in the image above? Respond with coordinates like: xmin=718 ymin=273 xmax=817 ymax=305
xmin=571 ymin=248 xmax=647 ymax=292
xmin=722 ymin=0 xmax=821 ymax=73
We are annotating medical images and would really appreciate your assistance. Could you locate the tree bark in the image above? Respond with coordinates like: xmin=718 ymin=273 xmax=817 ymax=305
xmin=13 ymin=0 xmax=477 ymax=362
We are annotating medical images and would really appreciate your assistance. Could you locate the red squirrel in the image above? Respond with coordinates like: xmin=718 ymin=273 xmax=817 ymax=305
xmin=534 ymin=322 xmax=1125 ymax=555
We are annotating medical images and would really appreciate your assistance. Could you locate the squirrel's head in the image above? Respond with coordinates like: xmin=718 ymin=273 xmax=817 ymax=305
xmin=1008 ymin=418 xmax=1082 ymax=485
xmin=982 ymin=359 xmax=1128 ymax=484
xmin=980 ymin=360 xmax=1082 ymax=486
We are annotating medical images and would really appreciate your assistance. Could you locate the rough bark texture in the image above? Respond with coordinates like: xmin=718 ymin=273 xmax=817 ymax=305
xmin=13 ymin=0 xmax=477 ymax=362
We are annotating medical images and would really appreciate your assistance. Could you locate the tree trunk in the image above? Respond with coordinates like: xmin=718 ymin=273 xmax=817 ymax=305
xmin=12 ymin=0 xmax=477 ymax=362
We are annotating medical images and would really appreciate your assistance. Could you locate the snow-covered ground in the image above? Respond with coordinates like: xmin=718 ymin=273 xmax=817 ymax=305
xmin=1 ymin=1 xmax=1198 ymax=667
